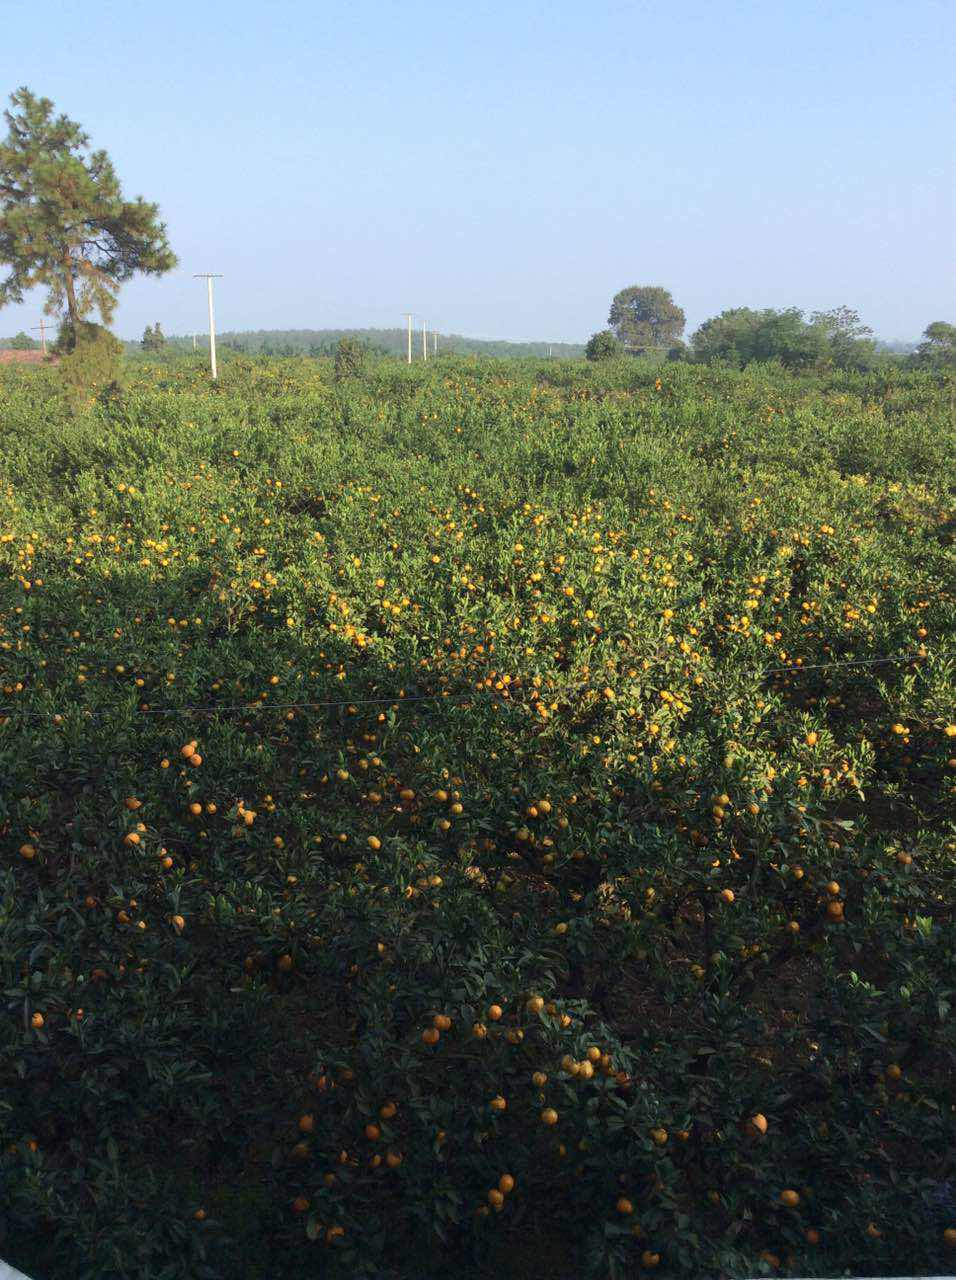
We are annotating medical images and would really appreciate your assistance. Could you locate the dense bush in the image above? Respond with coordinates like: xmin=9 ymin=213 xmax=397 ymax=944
xmin=54 ymin=318 xmax=125 ymax=410
xmin=585 ymin=330 xmax=623 ymax=361
xmin=1 ymin=356 xmax=954 ymax=1279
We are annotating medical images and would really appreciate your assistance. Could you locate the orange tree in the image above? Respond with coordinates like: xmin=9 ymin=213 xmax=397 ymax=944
xmin=0 ymin=354 xmax=953 ymax=1278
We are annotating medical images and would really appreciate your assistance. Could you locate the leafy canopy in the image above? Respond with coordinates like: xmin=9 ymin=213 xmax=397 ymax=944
xmin=691 ymin=305 xmax=877 ymax=371
xmin=0 ymin=87 xmax=176 ymax=328
xmin=608 ymin=285 xmax=685 ymax=352
xmin=584 ymin=329 xmax=622 ymax=361
xmin=916 ymin=320 xmax=956 ymax=368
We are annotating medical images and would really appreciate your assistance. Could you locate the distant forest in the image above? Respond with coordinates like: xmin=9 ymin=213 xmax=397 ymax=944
xmin=123 ymin=328 xmax=585 ymax=360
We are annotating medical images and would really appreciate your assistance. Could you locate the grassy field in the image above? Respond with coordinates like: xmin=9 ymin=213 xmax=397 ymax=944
xmin=1 ymin=355 xmax=954 ymax=1279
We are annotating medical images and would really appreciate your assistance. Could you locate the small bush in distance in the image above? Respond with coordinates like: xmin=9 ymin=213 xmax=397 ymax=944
xmin=585 ymin=329 xmax=622 ymax=361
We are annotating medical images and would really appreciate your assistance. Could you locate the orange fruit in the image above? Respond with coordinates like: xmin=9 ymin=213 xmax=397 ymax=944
xmin=433 ymin=1013 xmax=452 ymax=1031
xmin=30 ymin=1012 xmax=44 ymax=1029
xmin=720 ymin=888 xmax=735 ymax=904
xmin=885 ymin=1063 xmax=902 ymax=1081
xmin=488 ymin=1003 xmax=503 ymax=1021
xmin=943 ymin=1228 xmax=956 ymax=1248
xmin=364 ymin=1123 xmax=381 ymax=1141
xmin=826 ymin=900 xmax=844 ymax=921
xmin=298 ymin=1114 xmax=314 ymax=1133
xmin=541 ymin=1108 xmax=558 ymax=1126
xmin=277 ymin=954 xmax=294 ymax=972
xmin=171 ymin=914 xmax=185 ymax=931
xmin=641 ymin=1250 xmax=660 ymax=1268
xmin=617 ymin=1197 xmax=634 ymax=1215
xmin=292 ymin=1195 xmax=310 ymax=1213
xmin=780 ymin=1189 xmax=800 ymax=1207
xmin=379 ymin=1102 xmax=397 ymax=1120
xmin=498 ymin=1174 xmax=515 ymax=1194
xmin=18 ymin=843 xmax=36 ymax=859
xmin=422 ymin=1027 xmax=440 ymax=1045
xmin=805 ymin=1228 xmax=820 ymax=1245
xmin=747 ymin=1113 xmax=768 ymax=1137
xmin=487 ymin=1188 xmax=504 ymax=1208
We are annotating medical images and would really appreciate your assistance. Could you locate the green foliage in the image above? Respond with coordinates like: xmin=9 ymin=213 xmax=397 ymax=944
xmin=141 ymin=321 xmax=166 ymax=352
xmin=6 ymin=330 xmax=38 ymax=350
xmin=692 ymin=307 xmax=824 ymax=370
xmin=333 ymin=335 xmax=370 ymax=380
xmin=0 ymin=86 xmax=177 ymax=327
xmin=56 ymin=318 xmax=124 ymax=409
xmin=691 ymin=306 xmax=885 ymax=372
xmin=915 ymin=320 xmax=956 ymax=369
xmin=584 ymin=329 xmax=622 ymax=361
xmin=809 ymin=307 xmax=878 ymax=371
xmin=608 ymin=285 xmax=685 ymax=353
xmin=158 ymin=327 xmax=585 ymax=360
xmin=0 ymin=357 xmax=954 ymax=1279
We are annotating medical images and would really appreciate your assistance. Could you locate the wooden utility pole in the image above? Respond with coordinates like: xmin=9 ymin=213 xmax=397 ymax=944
xmin=433 ymin=331 xmax=438 ymax=356
xmin=422 ymin=321 xmax=427 ymax=361
xmin=30 ymin=319 xmax=48 ymax=355
xmin=194 ymin=274 xmax=222 ymax=378
xmin=404 ymin=314 xmax=413 ymax=364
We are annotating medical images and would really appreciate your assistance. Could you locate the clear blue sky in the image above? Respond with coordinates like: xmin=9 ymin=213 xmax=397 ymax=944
xmin=1 ymin=0 xmax=953 ymax=343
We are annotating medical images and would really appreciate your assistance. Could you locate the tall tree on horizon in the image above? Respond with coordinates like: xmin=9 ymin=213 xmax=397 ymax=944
xmin=608 ymin=285 xmax=685 ymax=352
xmin=0 ymin=87 xmax=176 ymax=339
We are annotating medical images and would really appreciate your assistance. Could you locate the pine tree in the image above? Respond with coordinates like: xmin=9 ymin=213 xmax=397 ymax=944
xmin=141 ymin=323 xmax=155 ymax=351
xmin=0 ymin=87 xmax=176 ymax=344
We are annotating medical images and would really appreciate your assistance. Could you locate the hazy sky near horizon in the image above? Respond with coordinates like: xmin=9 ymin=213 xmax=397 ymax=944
xmin=1 ymin=0 xmax=953 ymax=344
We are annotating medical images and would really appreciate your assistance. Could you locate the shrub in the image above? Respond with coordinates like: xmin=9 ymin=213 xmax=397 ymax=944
xmin=55 ymin=318 xmax=124 ymax=409
xmin=585 ymin=329 xmax=622 ymax=361
xmin=334 ymin=335 xmax=370 ymax=380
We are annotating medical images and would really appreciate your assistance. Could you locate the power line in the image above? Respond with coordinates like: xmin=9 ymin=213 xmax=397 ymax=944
xmin=761 ymin=653 xmax=925 ymax=676
xmin=0 ymin=651 xmax=927 ymax=725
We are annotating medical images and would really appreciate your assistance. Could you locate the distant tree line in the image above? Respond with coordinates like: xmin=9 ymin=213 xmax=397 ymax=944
xmin=147 ymin=329 xmax=585 ymax=360
xmin=586 ymin=285 xmax=955 ymax=372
